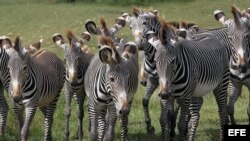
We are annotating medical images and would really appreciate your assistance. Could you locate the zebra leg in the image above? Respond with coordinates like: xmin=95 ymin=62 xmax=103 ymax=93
xmin=88 ymin=102 xmax=100 ymax=141
xmin=21 ymin=107 xmax=37 ymax=141
xmin=64 ymin=86 xmax=74 ymax=141
xmin=120 ymin=114 xmax=129 ymax=141
xmin=143 ymin=76 xmax=159 ymax=134
xmin=103 ymin=105 xmax=117 ymax=141
xmin=213 ymin=72 xmax=229 ymax=141
xmin=169 ymin=98 xmax=177 ymax=140
xmin=120 ymin=103 xmax=132 ymax=141
xmin=98 ymin=108 xmax=107 ymax=141
xmin=12 ymin=104 xmax=24 ymax=137
xmin=246 ymin=85 xmax=250 ymax=125
xmin=227 ymin=80 xmax=241 ymax=125
xmin=74 ymin=92 xmax=86 ymax=141
xmin=159 ymin=97 xmax=169 ymax=141
xmin=40 ymin=100 xmax=58 ymax=141
xmin=0 ymin=85 xmax=8 ymax=136
xmin=188 ymin=97 xmax=204 ymax=141
xmin=178 ymin=99 xmax=190 ymax=141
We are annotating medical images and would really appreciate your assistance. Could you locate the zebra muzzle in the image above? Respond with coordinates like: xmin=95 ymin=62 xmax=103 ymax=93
xmin=118 ymin=107 xmax=130 ymax=116
xmin=11 ymin=93 xmax=22 ymax=103
xmin=158 ymin=92 xmax=171 ymax=100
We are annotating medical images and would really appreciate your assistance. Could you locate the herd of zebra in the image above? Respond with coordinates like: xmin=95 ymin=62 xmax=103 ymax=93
xmin=0 ymin=4 xmax=250 ymax=141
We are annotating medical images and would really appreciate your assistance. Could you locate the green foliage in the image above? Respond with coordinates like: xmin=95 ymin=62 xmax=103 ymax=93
xmin=0 ymin=0 xmax=249 ymax=140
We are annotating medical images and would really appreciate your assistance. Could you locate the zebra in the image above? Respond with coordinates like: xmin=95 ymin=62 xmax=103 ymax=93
xmin=85 ymin=36 xmax=138 ymax=141
xmin=146 ymin=20 xmax=230 ymax=141
xmin=0 ymin=36 xmax=48 ymax=138
xmin=0 ymin=36 xmax=11 ymax=137
xmin=6 ymin=36 xmax=65 ymax=141
xmin=131 ymin=8 xmax=230 ymax=140
xmin=52 ymin=31 xmax=93 ymax=141
xmin=214 ymin=6 xmax=250 ymax=125
xmin=127 ymin=10 xmax=197 ymax=135
xmin=129 ymin=8 xmax=198 ymax=138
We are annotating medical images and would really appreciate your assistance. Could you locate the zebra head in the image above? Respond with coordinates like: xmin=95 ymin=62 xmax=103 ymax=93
xmin=130 ymin=7 xmax=159 ymax=50
xmin=149 ymin=21 xmax=178 ymax=98
xmin=229 ymin=6 xmax=250 ymax=74
xmin=7 ymin=37 xmax=29 ymax=103
xmin=53 ymin=31 xmax=89 ymax=85
xmin=99 ymin=36 xmax=133 ymax=116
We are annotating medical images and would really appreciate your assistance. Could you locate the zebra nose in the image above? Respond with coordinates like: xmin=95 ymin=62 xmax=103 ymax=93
xmin=119 ymin=107 xmax=130 ymax=116
xmin=11 ymin=93 xmax=22 ymax=103
xmin=239 ymin=64 xmax=248 ymax=73
xmin=158 ymin=92 xmax=172 ymax=100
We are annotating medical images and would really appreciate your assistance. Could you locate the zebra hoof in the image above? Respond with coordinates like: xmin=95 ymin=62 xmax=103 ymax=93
xmin=147 ymin=126 xmax=155 ymax=135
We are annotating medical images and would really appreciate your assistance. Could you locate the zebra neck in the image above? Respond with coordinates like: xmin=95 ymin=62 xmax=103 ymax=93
xmin=0 ymin=49 xmax=10 ymax=90
xmin=94 ymin=66 xmax=112 ymax=104
xmin=22 ymin=63 xmax=38 ymax=104
xmin=143 ymin=43 xmax=156 ymax=60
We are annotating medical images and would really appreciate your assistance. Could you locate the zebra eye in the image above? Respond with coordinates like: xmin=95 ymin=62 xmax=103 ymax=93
xmin=110 ymin=77 xmax=115 ymax=82
xmin=23 ymin=65 xmax=27 ymax=71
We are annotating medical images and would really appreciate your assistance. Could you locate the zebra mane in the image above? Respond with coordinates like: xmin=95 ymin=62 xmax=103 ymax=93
xmin=132 ymin=7 xmax=141 ymax=17
xmin=67 ymin=30 xmax=80 ymax=48
xmin=148 ymin=9 xmax=159 ymax=16
xmin=159 ymin=19 xmax=176 ymax=45
xmin=99 ymin=16 xmax=110 ymax=37
xmin=31 ymin=49 xmax=46 ymax=57
xmin=179 ymin=20 xmax=197 ymax=29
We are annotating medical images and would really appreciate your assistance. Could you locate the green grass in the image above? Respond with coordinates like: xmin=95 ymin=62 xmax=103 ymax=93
xmin=0 ymin=0 xmax=249 ymax=140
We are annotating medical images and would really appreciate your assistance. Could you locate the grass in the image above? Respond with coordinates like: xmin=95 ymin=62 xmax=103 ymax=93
xmin=0 ymin=0 xmax=249 ymax=140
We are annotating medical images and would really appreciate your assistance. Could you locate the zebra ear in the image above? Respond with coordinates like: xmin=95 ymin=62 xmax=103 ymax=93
xmin=52 ymin=33 xmax=65 ymax=46
xmin=14 ymin=36 xmax=23 ymax=52
xmin=30 ymin=39 xmax=42 ymax=50
xmin=85 ymin=19 xmax=101 ymax=35
xmin=176 ymin=29 xmax=187 ymax=39
xmin=27 ymin=39 xmax=43 ymax=54
xmin=99 ymin=47 xmax=114 ymax=64
xmin=232 ymin=5 xmax=245 ymax=29
xmin=214 ymin=10 xmax=227 ymax=26
xmin=80 ymin=32 xmax=91 ymax=43
xmin=0 ymin=36 xmax=12 ymax=49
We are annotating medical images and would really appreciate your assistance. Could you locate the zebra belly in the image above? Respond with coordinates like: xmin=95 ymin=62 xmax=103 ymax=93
xmin=37 ymin=94 xmax=57 ymax=107
xmin=192 ymin=83 xmax=218 ymax=97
